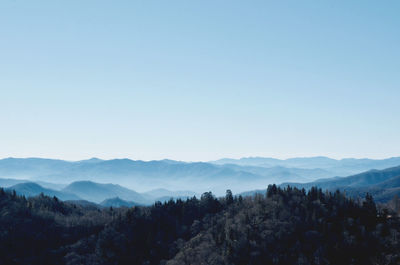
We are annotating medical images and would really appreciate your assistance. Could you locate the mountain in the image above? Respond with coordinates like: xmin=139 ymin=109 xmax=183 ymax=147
xmin=280 ymin=166 xmax=400 ymax=202
xmin=100 ymin=197 xmax=139 ymax=207
xmin=0 ymin=178 xmax=29 ymax=187
xmin=212 ymin=156 xmax=400 ymax=175
xmin=34 ymin=181 xmax=67 ymax=190
xmin=212 ymin=156 xmax=344 ymax=168
xmin=7 ymin=182 xmax=81 ymax=201
xmin=0 ymin=157 xmax=72 ymax=178
xmin=75 ymin=157 xmax=104 ymax=164
xmin=2 ymin=157 xmax=400 ymax=195
xmin=65 ymin=199 xmax=102 ymax=209
xmin=143 ymin=188 xmax=197 ymax=199
xmin=0 ymin=158 xmax=278 ymax=194
xmin=284 ymin=166 xmax=400 ymax=190
xmin=0 ymin=178 xmax=200 ymax=205
xmin=212 ymin=157 xmax=284 ymax=167
xmin=0 ymin=178 xmax=67 ymax=190
xmin=62 ymin=181 xmax=149 ymax=204
xmin=220 ymin=164 xmax=333 ymax=182
xmin=240 ymin=165 xmax=400 ymax=201
xmin=2 ymin=184 xmax=398 ymax=265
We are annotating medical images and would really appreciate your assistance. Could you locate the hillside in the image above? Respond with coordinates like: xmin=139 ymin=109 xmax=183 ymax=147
xmin=284 ymin=166 xmax=400 ymax=189
xmin=0 ymin=186 xmax=399 ymax=264
xmin=281 ymin=166 xmax=400 ymax=202
xmin=212 ymin=156 xmax=400 ymax=175
xmin=143 ymin=188 xmax=197 ymax=199
xmin=0 ymin=179 xmax=200 ymax=205
xmin=100 ymin=197 xmax=139 ymax=207
xmin=62 ymin=181 xmax=149 ymax=204
xmin=7 ymin=182 xmax=81 ymax=201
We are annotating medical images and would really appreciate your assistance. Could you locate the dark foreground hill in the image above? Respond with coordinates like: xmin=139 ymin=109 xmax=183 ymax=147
xmin=1 ymin=186 xmax=400 ymax=265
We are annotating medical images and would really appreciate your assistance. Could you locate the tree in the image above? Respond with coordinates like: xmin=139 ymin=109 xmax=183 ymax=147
xmin=225 ymin=190 xmax=233 ymax=205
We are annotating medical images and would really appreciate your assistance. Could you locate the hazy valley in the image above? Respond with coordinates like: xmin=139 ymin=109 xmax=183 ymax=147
xmin=2 ymin=156 xmax=400 ymax=207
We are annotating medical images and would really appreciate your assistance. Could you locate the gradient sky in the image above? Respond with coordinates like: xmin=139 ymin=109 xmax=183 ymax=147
xmin=0 ymin=0 xmax=399 ymax=161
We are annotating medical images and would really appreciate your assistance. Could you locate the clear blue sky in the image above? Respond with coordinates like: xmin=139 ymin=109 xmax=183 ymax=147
xmin=0 ymin=0 xmax=399 ymax=161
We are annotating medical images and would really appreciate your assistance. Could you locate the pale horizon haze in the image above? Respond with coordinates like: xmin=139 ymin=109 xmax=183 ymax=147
xmin=1 ymin=1 xmax=399 ymax=161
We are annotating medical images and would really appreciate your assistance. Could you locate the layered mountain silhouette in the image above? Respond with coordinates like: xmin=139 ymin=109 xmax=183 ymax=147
xmin=2 ymin=157 xmax=400 ymax=194
xmin=281 ymin=165 xmax=400 ymax=202
xmin=283 ymin=165 xmax=400 ymax=189
xmin=7 ymin=182 xmax=80 ymax=201
xmin=100 ymin=197 xmax=139 ymax=207
xmin=2 ymin=157 xmax=400 ymax=203
xmin=62 ymin=181 xmax=150 ymax=204
xmin=213 ymin=156 xmax=400 ymax=175
xmin=1 ymin=180 xmax=198 ymax=205
xmin=143 ymin=188 xmax=197 ymax=199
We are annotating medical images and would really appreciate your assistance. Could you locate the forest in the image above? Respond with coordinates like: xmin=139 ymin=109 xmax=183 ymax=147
xmin=1 ymin=185 xmax=400 ymax=265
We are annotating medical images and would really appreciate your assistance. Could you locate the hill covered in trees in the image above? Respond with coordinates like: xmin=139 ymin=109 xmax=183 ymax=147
xmin=4 ymin=180 xmax=197 ymax=206
xmin=6 ymin=182 xmax=80 ymax=201
xmin=1 ymin=185 xmax=400 ymax=265
xmin=283 ymin=166 xmax=400 ymax=202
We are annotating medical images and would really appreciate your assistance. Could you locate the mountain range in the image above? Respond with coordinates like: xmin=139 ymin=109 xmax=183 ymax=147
xmin=62 ymin=181 xmax=149 ymax=204
xmin=6 ymin=182 xmax=80 ymax=201
xmin=1 ymin=156 xmax=400 ymax=195
xmin=4 ymin=180 xmax=197 ymax=206
xmin=280 ymin=165 xmax=400 ymax=202
xmin=212 ymin=156 xmax=400 ymax=176
xmin=2 ymin=156 xmax=400 ymax=203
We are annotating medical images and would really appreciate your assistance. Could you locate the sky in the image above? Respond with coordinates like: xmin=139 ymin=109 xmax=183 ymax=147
xmin=0 ymin=0 xmax=399 ymax=161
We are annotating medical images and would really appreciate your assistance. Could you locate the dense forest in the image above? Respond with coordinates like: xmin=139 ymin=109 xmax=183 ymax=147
xmin=1 ymin=185 xmax=400 ymax=265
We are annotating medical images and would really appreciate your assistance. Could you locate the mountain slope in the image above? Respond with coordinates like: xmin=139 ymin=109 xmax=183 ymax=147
xmin=284 ymin=165 xmax=400 ymax=190
xmin=100 ymin=197 xmax=139 ymax=207
xmin=7 ymin=182 xmax=81 ymax=201
xmin=212 ymin=156 xmax=400 ymax=175
xmin=279 ymin=166 xmax=400 ymax=202
xmin=212 ymin=156 xmax=337 ymax=168
xmin=3 ymin=186 xmax=398 ymax=264
xmin=0 ymin=178 xmax=29 ymax=187
xmin=62 ymin=181 xmax=149 ymax=204
xmin=143 ymin=188 xmax=197 ymax=199
xmin=220 ymin=164 xmax=333 ymax=182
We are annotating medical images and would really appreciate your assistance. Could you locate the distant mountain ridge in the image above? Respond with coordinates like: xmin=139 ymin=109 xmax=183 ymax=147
xmin=1 ymin=156 xmax=400 ymax=196
xmin=0 ymin=158 xmax=267 ymax=193
xmin=2 ymin=156 xmax=399 ymax=194
xmin=212 ymin=156 xmax=400 ymax=172
xmin=5 ymin=164 xmax=400 ymax=204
